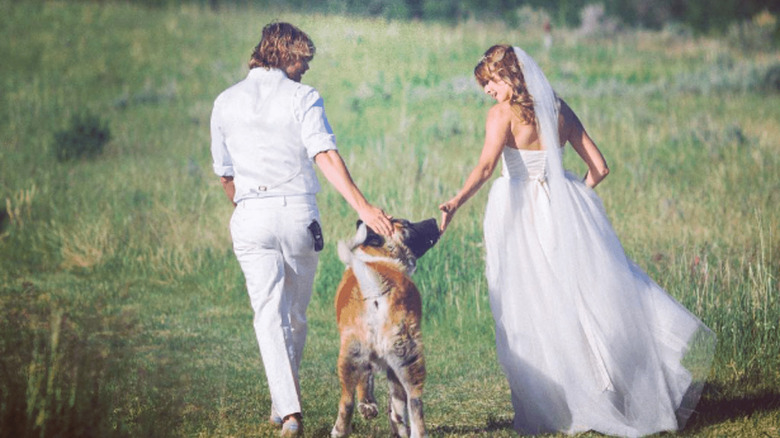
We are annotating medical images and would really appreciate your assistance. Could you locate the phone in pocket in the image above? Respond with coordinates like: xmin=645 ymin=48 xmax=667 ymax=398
xmin=308 ymin=220 xmax=324 ymax=252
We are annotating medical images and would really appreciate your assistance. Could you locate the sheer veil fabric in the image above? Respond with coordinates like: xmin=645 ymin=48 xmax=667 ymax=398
xmin=480 ymin=47 xmax=716 ymax=437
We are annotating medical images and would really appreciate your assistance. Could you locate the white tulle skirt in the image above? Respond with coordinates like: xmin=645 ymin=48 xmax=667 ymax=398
xmin=483 ymin=171 xmax=715 ymax=437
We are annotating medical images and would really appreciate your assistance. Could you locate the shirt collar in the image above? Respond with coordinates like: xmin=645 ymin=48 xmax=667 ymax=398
xmin=248 ymin=67 xmax=288 ymax=80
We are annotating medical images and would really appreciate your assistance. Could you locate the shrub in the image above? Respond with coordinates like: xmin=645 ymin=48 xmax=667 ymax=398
xmin=764 ymin=63 xmax=780 ymax=92
xmin=52 ymin=113 xmax=111 ymax=162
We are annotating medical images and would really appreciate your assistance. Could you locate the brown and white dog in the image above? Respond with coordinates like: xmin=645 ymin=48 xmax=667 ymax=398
xmin=331 ymin=218 xmax=440 ymax=438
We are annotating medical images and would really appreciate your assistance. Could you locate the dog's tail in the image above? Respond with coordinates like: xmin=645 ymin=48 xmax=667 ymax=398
xmin=337 ymin=240 xmax=353 ymax=265
xmin=337 ymin=222 xmax=369 ymax=265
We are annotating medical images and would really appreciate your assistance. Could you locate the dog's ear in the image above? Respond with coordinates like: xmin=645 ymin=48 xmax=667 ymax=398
xmin=354 ymin=220 xmax=384 ymax=248
xmin=361 ymin=224 xmax=384 ymax=248
xmin=364 ymin=232 xmax=384 ymax=248
xmin=355 ymin=219 xmax=363 ymax=229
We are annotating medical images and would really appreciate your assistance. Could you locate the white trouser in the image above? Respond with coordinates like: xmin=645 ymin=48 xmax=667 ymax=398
xmin=229 ymin=195 xmax=320 ymax=419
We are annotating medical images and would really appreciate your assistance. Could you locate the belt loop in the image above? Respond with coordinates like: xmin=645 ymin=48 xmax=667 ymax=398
xmin=282 ymin=196 xmax=287 ymax=207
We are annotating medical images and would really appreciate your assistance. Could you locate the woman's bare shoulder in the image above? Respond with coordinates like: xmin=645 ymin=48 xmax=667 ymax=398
xmin=488 ymin=101 xmax=513 ymax=115
xmin=486 ymin=101 xmax=515 ymax=127
xmin=558 ymin=99 xmax=582 ymax=124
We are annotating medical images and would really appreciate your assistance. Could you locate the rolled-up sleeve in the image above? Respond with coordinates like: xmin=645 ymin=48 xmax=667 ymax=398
xmin=210 ymin=98 xmax=234 ymax=177
xmin=297 ymin=87 xmax=337 ymax=159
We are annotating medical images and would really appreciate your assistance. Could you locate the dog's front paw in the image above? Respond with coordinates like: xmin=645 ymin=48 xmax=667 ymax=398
xmin=330 ymin=424 xmax=351 ymax=438
xmin=358 ymin=401 xmax=378 ymax=420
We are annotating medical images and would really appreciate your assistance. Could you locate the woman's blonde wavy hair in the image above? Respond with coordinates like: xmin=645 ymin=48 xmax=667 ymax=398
xmin=474 ymin=44 xmax=535 ymax=125
xmin=249 ymin=22 xmax=315 ymax=70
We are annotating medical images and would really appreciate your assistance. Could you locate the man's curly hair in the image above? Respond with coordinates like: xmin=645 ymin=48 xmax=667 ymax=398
xmin=249 ymin=22 xmax=315 ymax=70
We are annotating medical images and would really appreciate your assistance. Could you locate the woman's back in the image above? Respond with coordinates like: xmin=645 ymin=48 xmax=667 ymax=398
xmin=504 ymin=98 xmax=575 ymax=152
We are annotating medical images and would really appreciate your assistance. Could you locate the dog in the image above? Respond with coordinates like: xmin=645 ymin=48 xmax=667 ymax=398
xmin=330 ymin=218 xmax=440 ymax=438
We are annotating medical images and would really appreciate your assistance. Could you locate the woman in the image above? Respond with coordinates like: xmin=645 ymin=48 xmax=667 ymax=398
xmin=439 ymin=45 xmax=715 ymax=437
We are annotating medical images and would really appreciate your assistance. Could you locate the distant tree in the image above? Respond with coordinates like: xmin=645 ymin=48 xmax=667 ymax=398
xmin=72 ymin=0 xmax=779 ymax=36
xmin=601 ymin=0 xmax=780 ymax=32
xmin=405 ymin=0 xmax=423 ymax=19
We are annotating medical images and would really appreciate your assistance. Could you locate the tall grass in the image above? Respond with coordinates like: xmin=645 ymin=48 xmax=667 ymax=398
xmin=1 ymin=1 xmax=779 ymax=436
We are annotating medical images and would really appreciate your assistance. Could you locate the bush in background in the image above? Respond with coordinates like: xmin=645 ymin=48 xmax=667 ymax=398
xmin=726 ymin=9 xmax=780 ymax=51
xmin=765 ymin=63 xmax=780 ymax=92
xmin=134 ymin=0 xmax=780 ymax=35
xmin=52 ymin=113 xmax=111 ymax=162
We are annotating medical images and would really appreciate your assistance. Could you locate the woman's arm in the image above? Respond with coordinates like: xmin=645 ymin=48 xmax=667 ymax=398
xmin=314 ymin=149 xmax=393 ymax=236
xmin=559 ymin=99 xmax=609 ymax=188
xmin=439 ymin=105 xmax=510 ymax=232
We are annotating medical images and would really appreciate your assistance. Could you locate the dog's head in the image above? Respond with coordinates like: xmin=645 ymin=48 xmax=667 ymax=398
xmin=338 ymin=217 xmax=440 ymax=273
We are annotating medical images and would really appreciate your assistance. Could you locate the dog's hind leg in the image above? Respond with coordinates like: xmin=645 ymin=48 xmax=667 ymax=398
xmin=356 ymin=367 xmax=378 ymax=420
xmin=406 ymin=394 xmax=426 ymax=438
xmin=389 ymin=340 xmax=427 ymax=438
xmin=386 ymin=368 xmax=410 ymax=437
xmin=390 ymin=365 xmax=427 ymax=438
xmin=331 ymin=339 xmax=362 ymax=438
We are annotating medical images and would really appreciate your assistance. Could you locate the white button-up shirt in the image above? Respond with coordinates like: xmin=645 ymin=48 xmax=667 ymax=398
xmin=210 ymin=67 xmax=337 ymax=202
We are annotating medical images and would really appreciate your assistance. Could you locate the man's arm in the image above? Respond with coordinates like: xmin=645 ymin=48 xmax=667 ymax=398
xmin=314 ymin=150 xmax=392 ymax=236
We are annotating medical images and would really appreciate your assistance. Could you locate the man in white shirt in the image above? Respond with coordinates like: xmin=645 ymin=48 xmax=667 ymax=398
xmin=210 ymin=22 xmax=393 ymax=437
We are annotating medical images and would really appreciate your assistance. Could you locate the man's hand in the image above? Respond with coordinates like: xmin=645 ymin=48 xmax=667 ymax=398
xmin=314 ymin=150 xmax=393 ymax=235
xmin=220 ymin=176 xmax=236 ymax=207
xmin=357 ymin=204 xmax=393 ymax=236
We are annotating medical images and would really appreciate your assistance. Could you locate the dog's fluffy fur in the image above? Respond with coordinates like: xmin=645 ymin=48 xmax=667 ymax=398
xmin=331 ymin=218 xmax=439 ymax=438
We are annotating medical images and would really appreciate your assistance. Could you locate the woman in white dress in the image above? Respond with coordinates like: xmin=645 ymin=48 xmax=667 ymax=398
xmin=438 ymin=45 xmax=716 ymax=437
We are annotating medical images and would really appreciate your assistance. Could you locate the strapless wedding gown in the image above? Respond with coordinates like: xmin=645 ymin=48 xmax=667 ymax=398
xmin=483 ymin=147 xmax=715 ymax=437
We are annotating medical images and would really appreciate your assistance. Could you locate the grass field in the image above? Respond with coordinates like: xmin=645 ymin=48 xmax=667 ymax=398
xmin=1 ymin=1 xmax=779 ymax=437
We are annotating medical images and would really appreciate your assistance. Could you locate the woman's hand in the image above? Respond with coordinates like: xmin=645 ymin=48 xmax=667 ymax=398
xmin=438 ymin=199 xmax=459 ymax=233
xmin=437 ymin=104 xmax=507 ymax=234
xmin=560 ymin=99 xmax=609 ymax=188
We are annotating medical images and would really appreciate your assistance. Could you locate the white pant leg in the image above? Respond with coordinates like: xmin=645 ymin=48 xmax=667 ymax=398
xmin=282 ymin=250 xmax=318 ymax=381
xmin=230 ymin=196 xmax=320 ymax=419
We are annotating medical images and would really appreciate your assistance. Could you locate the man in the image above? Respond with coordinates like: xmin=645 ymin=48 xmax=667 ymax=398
xmin=210 ymin=22 xmax=392 ymax=437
